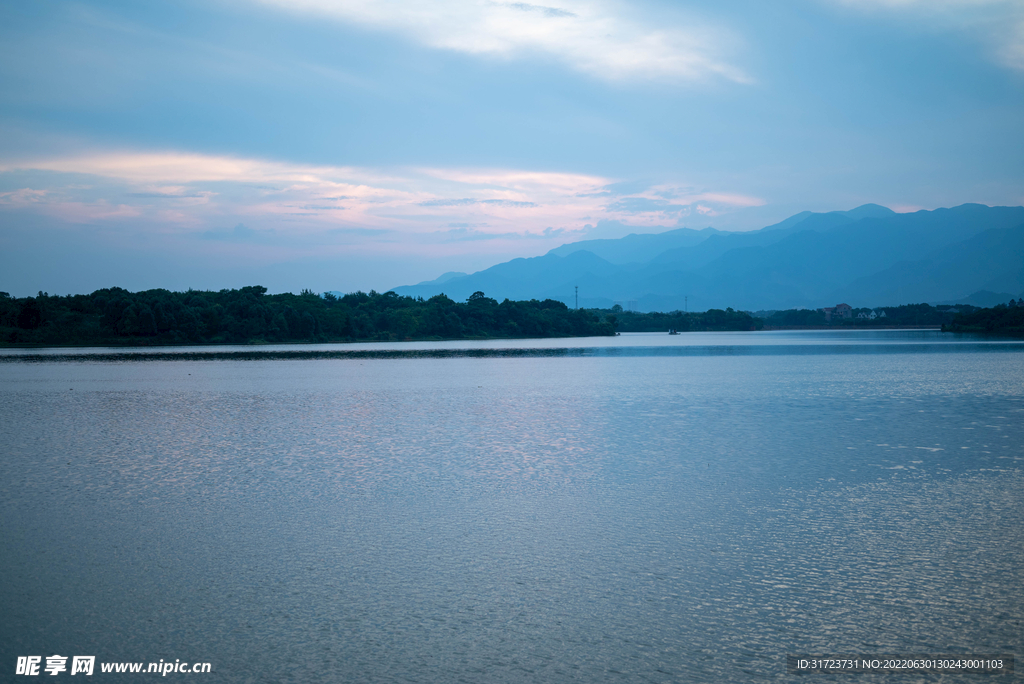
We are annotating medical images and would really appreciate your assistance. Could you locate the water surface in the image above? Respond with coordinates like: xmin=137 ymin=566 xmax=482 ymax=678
xmin=1 ymin=331 xmax=1021 ymax=682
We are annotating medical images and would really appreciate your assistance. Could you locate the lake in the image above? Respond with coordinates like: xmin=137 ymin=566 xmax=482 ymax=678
xmin=1 ymin=330 xmax=1022 ymax=682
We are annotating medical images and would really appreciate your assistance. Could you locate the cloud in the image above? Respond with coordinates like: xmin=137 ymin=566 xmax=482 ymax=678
xmin=0 ymin=153 xmax=354 ymax=185
xmin=0 ymin=185 xmax=141 ymax=223
xmin=432 ymin=224 xmax=581 ymax=242
xmin=599 ymin=184 xmax=765 ymax=224
xmin=0 ymin=188 xmax=49 ymax=205
xmin=828 ymin=0 xmax=1007 ymax=8
xmin=434 ymin=227 xmax=518 ymax=242
xmin=201 ymin=223 xmax=275 ymax=242
xmin=128 ymin=186 xmax=215 ymax=200
xmin=823 ymin=0 xmax=1024 ymax=71
xmin=1000 ymin=18 xmax=1024 ymax=70
xmin=249 ymin=0 xmax=749 ymax=83
xmin=419 ymin=198 xmax=539 ymax=208
xmin=418 ymin=198 xmax=479 ymax=207
xmin=327 ymin=227 xmax=392 ymax=235
xmin=481 ymin=199 xmax=537 ymax=208
xmin=605 ymin=197 xmax=689 ymax=214
xmin=505 ymin=3 xmax=577 ymax=19
xmin=0 ymin=150 xmax=764 ymax=253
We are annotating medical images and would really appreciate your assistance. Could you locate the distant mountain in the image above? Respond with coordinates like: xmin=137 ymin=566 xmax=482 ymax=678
xmin=391 ymin=204 xmax=1024 ymax=311
xmin=835 ymin=222 xmax=1024 ymax=305
xmin=406 ymin=271 xmax=468 ymax=287
xmin=938 ymin=290 xmax=1024 ymax=308
xmin=396 ymin=251 xmax=621 ymax=304
xmin=546 ymin=226 xmax=720 ymax=264
xmin=761 ymin=203 xmax=894 ymax=231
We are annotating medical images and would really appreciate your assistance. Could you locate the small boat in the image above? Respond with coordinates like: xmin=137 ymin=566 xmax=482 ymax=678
xmin=668 ymin=329 xmax=679 ymax=335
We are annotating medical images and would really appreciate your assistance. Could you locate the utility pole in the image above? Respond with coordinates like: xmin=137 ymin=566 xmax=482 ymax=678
xmin=575 ymin=285 xmax=578 ymax=310
xmin=685 ymin=295 xmax=688 ymax=312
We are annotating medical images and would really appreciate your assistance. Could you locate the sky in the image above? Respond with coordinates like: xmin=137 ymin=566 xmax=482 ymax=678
xmin=1 ymin=0 xmax=1022 ymax=297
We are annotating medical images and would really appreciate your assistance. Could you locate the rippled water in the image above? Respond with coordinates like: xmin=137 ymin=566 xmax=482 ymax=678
xmin=1 ymin=331 xmax=1022 ymax=682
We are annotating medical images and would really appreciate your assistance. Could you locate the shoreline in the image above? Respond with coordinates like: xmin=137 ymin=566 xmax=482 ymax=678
xmin=0 ymin=327 xmax=967 ymax=352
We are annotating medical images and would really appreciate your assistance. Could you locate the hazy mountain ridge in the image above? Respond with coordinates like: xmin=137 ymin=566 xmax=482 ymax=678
xmin=546 ymin=226 xmax=721 ymax=265
xmin=392 ymin=204 xmax=1024 ymax=310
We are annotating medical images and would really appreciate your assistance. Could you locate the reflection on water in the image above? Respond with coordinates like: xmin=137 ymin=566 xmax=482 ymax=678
xmin=2 ymin=329 xmax=1022 ymax=361
xmin=0 ymin=331 xmax=1021 ymax=682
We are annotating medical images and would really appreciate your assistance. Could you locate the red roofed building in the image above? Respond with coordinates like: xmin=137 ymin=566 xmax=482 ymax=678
xmin=822 ymin=302 xmax=853 ymax=322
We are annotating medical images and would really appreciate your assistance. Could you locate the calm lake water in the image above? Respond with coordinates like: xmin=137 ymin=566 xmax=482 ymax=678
xmin=1 ymin=330 xmax=1022 ymax=682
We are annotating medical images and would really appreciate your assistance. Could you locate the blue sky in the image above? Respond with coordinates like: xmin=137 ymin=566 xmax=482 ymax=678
xmin=1 ymin=0 xmax=1022 ymax=296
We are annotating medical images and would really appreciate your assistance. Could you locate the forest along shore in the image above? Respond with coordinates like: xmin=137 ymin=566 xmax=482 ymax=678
xmin=2 ymin=288 xmax=1021 ymax=347
xmin=0 ymin=287 xmax=615 ymax=346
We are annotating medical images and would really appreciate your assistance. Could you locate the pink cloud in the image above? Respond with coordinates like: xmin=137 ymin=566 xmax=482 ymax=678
xmin=0 ymin=150 xmax=768 ymax=257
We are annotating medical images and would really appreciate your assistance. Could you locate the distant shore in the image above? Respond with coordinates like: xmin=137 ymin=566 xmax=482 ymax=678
xmin=758 ymin=324 xmax=941 ymax=331
xmin=942 ymin=303 xmax=1024 ymax=336
xmin=3 ymin=287 xmax=1021 ymax=347
xmin=1 ymin=287 xmax=619 ymax=348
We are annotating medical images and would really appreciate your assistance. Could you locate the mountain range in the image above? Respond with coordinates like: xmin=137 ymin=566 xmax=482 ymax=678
xmin=392 ymin=204 xmax=1024 ymax=311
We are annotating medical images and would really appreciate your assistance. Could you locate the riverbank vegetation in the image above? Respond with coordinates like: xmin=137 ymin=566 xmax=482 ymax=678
xmin=0 ymin=287 xmax=614 ymax=346
xmin=757 ymin=303 xmax=975 ymax=329
xmin=593 ymin=302 xmax=970 ymax=332
xmin=942 ymin=301 xmax=1024 ymax=335
xmin=596 ymin=307 xmax=761 ymax=332
xmin=4 ymin=286 xmax=1017 ymax=346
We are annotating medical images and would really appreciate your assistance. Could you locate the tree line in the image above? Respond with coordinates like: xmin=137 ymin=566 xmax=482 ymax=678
xmin=0 ymin=287 xmax=615 ymax=346
xmin=595 ymin=307 xmax=761 ymax=332
xmin=943 ymin=300 xmax=1024 ymax=335
xmin=4 ymin=286 xmax=1016 ymax=346
xmin=588 ymin=302 xmax=970 ymax=332
xmin=757 ymin=303 xmax=978 ymax=328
